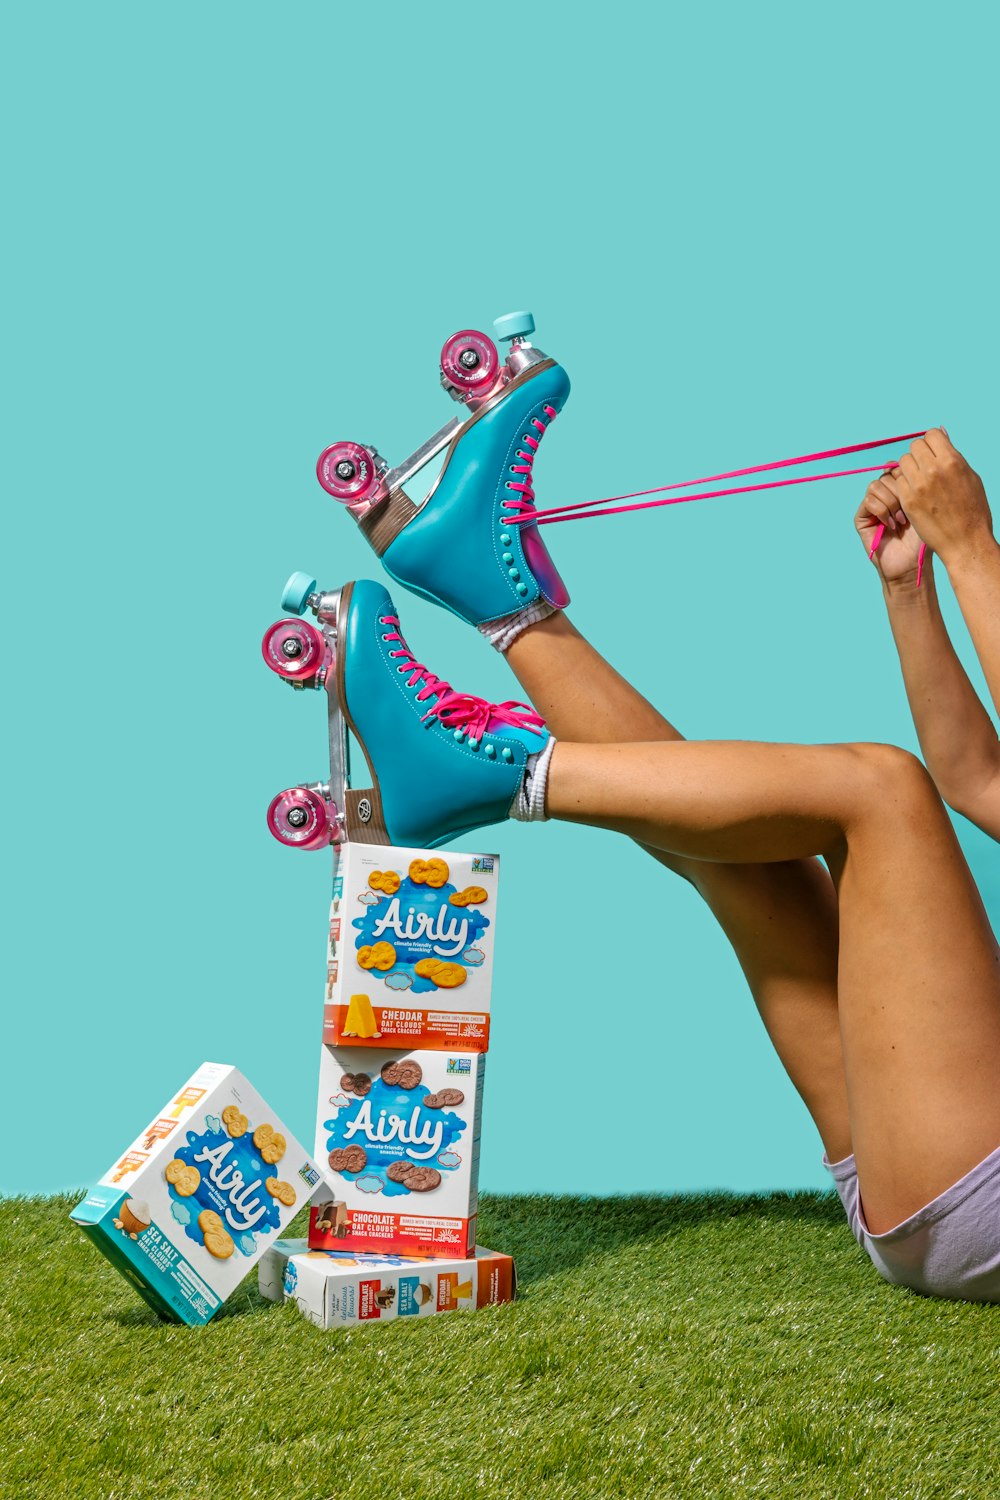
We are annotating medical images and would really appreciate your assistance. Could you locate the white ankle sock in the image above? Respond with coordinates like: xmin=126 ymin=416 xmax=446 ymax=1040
xmin=510 ymin=736 xmax=556 ymax=822
xmin=479 ymin=600 xmax=557 ymax=653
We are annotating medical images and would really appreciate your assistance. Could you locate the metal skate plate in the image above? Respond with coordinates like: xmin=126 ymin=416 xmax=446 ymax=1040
xmin=382 ymin=415 xmax=463 ymax=494
xmin=311 ymin=592 xmax=349 ymax=857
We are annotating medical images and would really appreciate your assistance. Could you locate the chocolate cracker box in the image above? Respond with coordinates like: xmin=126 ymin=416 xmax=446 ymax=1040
xmin=324 ymin=843 xmax=498 ymax=1052
xmin=312 ymin=1046 xmax=484 ymax=1258
xmin=71 ymin=1063 xmax=328 ymax=1326
xmin=259 ymin=1238 xmax=516 ymax=1328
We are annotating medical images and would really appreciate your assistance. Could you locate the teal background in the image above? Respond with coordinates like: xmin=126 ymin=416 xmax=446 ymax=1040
xmin=3 ymin=3 xmax=997 ymax=1196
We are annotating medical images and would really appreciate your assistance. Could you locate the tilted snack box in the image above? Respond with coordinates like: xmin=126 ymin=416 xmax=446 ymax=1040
xmin=312 ymin=1045 xmax=484 ymax=1258
xmin=324 ymin=843 xmax=498 ymax=1052
xmin=71 ymin=1063 xmax=328 ymax=1326
xmin=259 ymin=1238 xmax=516 ymax=1328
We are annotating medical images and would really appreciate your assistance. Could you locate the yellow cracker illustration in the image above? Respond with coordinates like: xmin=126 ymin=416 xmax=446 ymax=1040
xmin=449 ymin=885 xmax=489 ymax=908
xmin=367 ymin=869 xmax=401 ymax=895
xmin=204 ymin=1227 xmax=235 ymax=1259
xmin=198 ymin=1209 xmax=224 ymax=1235
xmin=430 ymin=962 xmax=466 ymax=988
xmin=164 ymin=1158 xmax=201 ymax=1196
xmin=357 ymin=941 xmax=396 ymax=972
xmin=408 ymin=857 xmax=450 ymax=888
xmin=221 ymin=1105 xmax=247 ymax=1138
xmin=414 ymin=958 xmax=466 ymax=988
xmin=266 ymin=1177 xmax=297 ymax=1207
xmin=253 ymin=1124 xmax=286 ymax=1165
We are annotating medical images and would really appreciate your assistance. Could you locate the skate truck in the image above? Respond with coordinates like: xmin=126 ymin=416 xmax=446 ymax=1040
xmin=261 ymin=310 xmax=564 ymax=855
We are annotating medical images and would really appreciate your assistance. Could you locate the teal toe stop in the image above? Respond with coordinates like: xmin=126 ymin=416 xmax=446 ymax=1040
xmin=493 ymin=310 xmax=535 ymax=342
xmin=281 ymin=572 xmax=317 ymax=615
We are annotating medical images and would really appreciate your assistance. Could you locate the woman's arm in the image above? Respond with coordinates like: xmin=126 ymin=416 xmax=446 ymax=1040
xmin=857 ymin=462 xmax=1000 ymax=837
xmin=891 ymin=430 xmax=1000 ymax=723
xmin=883 ymin=565 xmax=1000 ymax=831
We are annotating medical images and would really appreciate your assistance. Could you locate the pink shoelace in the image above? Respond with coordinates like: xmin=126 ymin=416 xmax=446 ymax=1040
xmin=379 ymin=616 xmax=547 ymax=741
xmin=505 ymin=430 xmax=929 ymax=584
xmin=501 ymin=404 xmax=559 ymax=523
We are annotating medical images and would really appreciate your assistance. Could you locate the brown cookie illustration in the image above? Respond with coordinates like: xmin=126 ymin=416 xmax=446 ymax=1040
xmin=380 ymin=1061 xmax=402 ymax=1087
xmin=404 ymin=1166 xmax=441 ymax=1192
xmin=340 ymin=1072 xmax=372 ymax=1097
xmin=423 ymin=1088 xmax=464 ymax=1109
xmin=395 ymin=1061 xmax=422 ymax=1090
xmin=386 ymin=1160 xmax=414 ymax=1183
xmin=328 ymin=1145 xmax=367 ymax=1174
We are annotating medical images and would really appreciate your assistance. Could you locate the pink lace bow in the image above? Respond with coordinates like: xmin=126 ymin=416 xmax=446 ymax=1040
xmin=379 ymin=616 xmax=546 ymax=739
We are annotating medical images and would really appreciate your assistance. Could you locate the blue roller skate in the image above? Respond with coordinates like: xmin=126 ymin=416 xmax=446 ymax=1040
xmin=262 ymin=575 xmax=549 ymax=850
xmin=316 ymin=312 xmax=571 ymax=631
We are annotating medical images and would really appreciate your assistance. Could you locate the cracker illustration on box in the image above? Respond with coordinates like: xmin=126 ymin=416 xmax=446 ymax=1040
xmin=313 ymin=1046 xmax=485 ymax=1257
xmin=70 ymin=1063 xmax=329 ymax=1325
xmin=323 ymin=844 xmax=498 ymax=1051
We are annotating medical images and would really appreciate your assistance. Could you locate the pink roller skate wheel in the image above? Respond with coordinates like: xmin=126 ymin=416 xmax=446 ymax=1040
xmin=261 ymin=619 xmax=328 ymax=683
xmin=440 ymin=330 xmax=500 ymax=392
xmin=316 ymin=441 xmax=381 ymax=503
xmin=266 ymin=787 xmax=334 ymax=850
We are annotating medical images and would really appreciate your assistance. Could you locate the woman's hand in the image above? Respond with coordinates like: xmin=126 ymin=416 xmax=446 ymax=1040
xmin=856 ymin=472 xmax=926 ymax=587
xmin=887 ymin=430 xmax=993 ymax=569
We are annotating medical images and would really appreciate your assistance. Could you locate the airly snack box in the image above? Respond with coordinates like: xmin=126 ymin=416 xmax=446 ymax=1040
xmin=70 ymin=1063 xmax=328 ymax=1326
xmin=323 ymin=843 xmax=498 ymax=1052
xmin=311 ymin=1045 xmax=484 ymax=1258
xmin=258 ymin=1239 xmax=516 ymax=1328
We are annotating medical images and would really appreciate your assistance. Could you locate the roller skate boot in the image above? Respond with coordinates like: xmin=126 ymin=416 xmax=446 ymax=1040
xmin=262 ymin=573 xmax=549 ymax=851
xmin=315 ymin=312 xmax=571 ymax=633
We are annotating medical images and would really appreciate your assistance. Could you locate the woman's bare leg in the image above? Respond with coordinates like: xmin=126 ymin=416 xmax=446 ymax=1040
xmin=543 ymin=733 xmax=1000 ymax=1233
xmin=506 ymin=615 xmax=851 ymax=1160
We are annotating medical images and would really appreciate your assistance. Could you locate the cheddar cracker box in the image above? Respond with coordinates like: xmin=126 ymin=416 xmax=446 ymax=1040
xmin=323 ymin=843 xmax=498 ymax=1052
xmin=70 ymin=1063 xmax=329 ymax=1326
xmin=259 ymin=1238 xmax=516 ymax=1328
xmin=311 ymin=1046 xmax=485 ymax=1258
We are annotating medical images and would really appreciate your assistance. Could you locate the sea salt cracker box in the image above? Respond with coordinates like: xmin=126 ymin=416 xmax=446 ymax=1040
xmin=323 ymin=843 xmax=498 ymax=1052
xmin=70 ymin=1062 xmax=328 ymax=1326
xmin=259 ymin=1238 xmax=516 ymax=1328
xmin=311 ymin=1045 xmax=485 ymax=1258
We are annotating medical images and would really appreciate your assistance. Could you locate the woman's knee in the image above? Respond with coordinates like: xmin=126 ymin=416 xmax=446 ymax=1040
xmin=845 ymin=743 xmax=942 ymax=823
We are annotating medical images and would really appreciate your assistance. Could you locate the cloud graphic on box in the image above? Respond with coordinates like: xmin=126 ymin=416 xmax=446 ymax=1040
xmin=324 ymin=1079 xmax=467 ymax=1197
xmin=165 ymin=1125 xmax=283 ymax=1256
xmin=352 ymin=875 xmax=490 ymax=994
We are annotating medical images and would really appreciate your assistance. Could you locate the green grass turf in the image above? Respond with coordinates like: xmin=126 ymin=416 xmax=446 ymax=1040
xmin=2 ymin=1193 xmax=999 ymax=1499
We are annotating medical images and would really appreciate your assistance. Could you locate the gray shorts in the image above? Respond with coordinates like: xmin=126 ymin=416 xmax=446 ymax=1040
xmin=825 ymin=1144 xmax=1000 ymax=1302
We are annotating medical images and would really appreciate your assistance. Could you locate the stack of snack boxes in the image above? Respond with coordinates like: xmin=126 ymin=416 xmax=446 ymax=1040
xmin=274 ymin=842 xmax=515 ymax=1328
xmin=69 ymin=843 xmax=517 ymax=1331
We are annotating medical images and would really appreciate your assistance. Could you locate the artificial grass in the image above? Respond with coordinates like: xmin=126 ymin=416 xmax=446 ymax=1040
xmin=2 ymin=1193 xmax=998 ymax=1499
